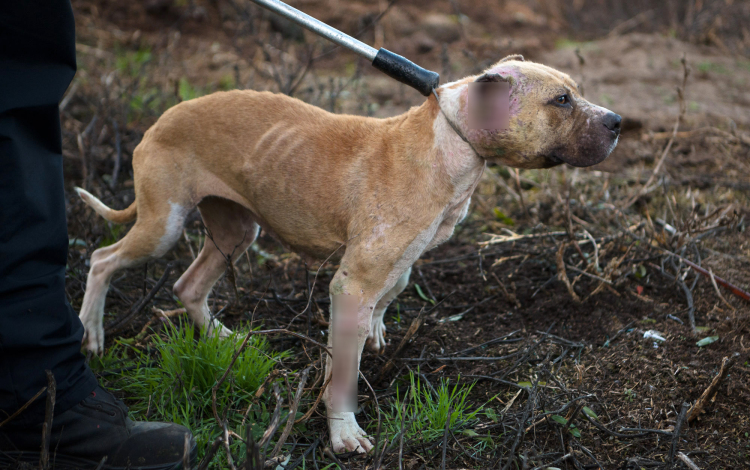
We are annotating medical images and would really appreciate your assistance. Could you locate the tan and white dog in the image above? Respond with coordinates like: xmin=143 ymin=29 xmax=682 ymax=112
xmin=75 ymin=56 xmax=620 ymax=453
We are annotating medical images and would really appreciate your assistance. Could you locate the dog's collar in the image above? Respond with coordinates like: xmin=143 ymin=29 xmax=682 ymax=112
xmin=431 ymin=88 xmax=486 ymax=160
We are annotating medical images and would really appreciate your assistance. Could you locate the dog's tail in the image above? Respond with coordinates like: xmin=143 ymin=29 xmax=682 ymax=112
xmin=75 ymin=187 xmax=137 ymax=224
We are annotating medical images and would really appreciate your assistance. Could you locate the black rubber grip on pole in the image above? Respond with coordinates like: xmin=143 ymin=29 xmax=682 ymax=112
xmin=372 ymin=48 xmax=440 ymax=96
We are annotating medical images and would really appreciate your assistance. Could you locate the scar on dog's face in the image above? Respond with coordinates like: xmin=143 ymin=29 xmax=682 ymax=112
xmin=454 ymin=58 xmax=621 ymax=169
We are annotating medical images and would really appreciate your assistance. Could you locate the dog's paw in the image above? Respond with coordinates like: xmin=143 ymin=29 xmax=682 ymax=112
xmin=80 ymin=314 xmax=104 ymax=355
xmin=365 ymin=317 xmax=386 ymax=353
xmin=207 ymin=319 xmax=233 ymax=338
xmin=329 ymin=412 xmax=373 ymax=454
xmin=217 ymin=325 xmax=233 ymax=338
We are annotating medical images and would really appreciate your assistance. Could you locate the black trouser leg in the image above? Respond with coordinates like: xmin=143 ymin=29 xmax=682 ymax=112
xmin=0 ymin=0 xmax=97 ymax=425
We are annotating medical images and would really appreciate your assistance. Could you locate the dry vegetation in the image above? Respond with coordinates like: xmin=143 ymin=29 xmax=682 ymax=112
xmin=57 ymin=0 xmax=750 ymax=469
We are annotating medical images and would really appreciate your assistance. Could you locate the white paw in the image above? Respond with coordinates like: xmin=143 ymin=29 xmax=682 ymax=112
xmin=328 ymin=412 xmax=373 ymax=454
xmin=207 ymin=319 xmax=233 ymax=338
xmin=366 ymin=316 xmax=386 ymax=353
xmin=80 ymin=313 xmax=104 ymax=355
xmin=218 ymin=325 xmax=233 ymax=338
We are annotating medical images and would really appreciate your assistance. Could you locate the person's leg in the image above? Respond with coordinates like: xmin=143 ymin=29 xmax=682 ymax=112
xmin=0 ymin=3 xmax=197 ymax=468
xmin=0 ymin=0 xmax=97 ymax=425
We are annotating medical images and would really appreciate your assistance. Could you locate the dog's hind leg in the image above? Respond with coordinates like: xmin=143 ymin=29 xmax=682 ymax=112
xmin=80 ymin=199 xmax=190 ymax=354
xmin=173 ymin=197 xmax=259 ymax=337
xmin=365 ymin=267 xmax=411 ymax=353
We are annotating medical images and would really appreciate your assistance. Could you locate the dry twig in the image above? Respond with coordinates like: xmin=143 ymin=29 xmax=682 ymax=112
xmin=271 ymin=367 xmax=311 ymax=457
xmin=0 ymin=386 xmax=46 ymax=429
xmin=677 ymin=452 xmax=702 ymax=470
xmin=40 ymin=370 xmax=56 ymax=470
xmin=688 ymin=353 xmax=740 ymax=423
xmin=624 ymin=54 xmax=690 ymax=209
xmin=556 ymin=242 xmax=581 ymax=303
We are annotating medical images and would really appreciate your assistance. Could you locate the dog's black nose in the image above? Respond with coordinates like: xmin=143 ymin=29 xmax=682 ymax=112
xmin=603 ymin=112 xmax=622 ymax=135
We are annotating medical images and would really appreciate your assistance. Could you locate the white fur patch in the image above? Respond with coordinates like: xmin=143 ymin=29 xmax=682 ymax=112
xmin=154 ymin=201 xmax=188 ymax=257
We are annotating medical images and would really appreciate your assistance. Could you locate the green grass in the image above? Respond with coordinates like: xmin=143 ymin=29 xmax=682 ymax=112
xmin=376 ymin=370 xmax=481 ymax=443
xmin=99 ymin=222 xmax=125 ymax=248
xmin=554 ymin=38 xmax=597 ymax=51
xmin=115 ymin=47 xmax=152 ymax=77
xmin=599 ymin=93 xmax=614 ymax=107
xmin=94 ymin=325 xmax=291 ymax=465
xmin=178 ymin=77 xmax=205 ymax=101
xmin=697 ymin=61 xmax=730 ymax=75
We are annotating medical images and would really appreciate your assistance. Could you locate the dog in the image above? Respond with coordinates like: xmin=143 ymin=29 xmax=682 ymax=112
xmin=75 ymin=55 xmax=620 ymax=453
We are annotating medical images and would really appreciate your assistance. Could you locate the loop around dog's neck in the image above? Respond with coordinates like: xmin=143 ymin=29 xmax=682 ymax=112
xmin=431 ymin=88 xmax=486 ymax=160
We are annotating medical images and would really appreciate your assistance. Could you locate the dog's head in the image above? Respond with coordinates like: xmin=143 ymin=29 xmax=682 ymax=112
xmin=438 ymin=56 xmax=621 ymax=168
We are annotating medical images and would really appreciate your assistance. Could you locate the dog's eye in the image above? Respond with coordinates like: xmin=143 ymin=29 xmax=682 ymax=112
xmin=555 ymin=94 xmax=569 ymax=105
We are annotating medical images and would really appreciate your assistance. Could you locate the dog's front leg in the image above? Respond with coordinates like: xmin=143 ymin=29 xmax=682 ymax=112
xmin=323 ymin=264 xmax=395 ymax=454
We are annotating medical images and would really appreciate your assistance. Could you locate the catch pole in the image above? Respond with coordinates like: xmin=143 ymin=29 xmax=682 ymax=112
xmin=249 ymin=0 xmax=440 ymax=96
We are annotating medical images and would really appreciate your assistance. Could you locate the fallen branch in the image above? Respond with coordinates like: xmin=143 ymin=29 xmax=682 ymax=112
xmin=708 ymin=268 xmax=736 ymax=311
xmin=271 ymin=367 xmax=311 ymax=457
xmin=688 ymin=353 xmax=740 ymax=423
xmin=196 ymin=436 xmax=223 ymax=470
xmin=677 ymin=452 xmax=702 ymax=470
xmin=479 ymin=229 xmax=567 ymax=247
xmin=134 ymin=307 xmax=186 ymax=343
xmin=683 ymin=259 xmax=750 ymax=302
xmin=556 ymin=242 xmax=581 ymax=303
xmin=260 ymin=383 xmax=284 ymax=463
xmin=530 ymin=453 xmax=572 ymax=470
xmin=669 ymin=402 xmax=689 ymax=465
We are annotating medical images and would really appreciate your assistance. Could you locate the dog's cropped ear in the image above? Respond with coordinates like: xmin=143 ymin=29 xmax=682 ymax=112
xmin=474 ymin=72 xmax=515 ymax=87
xmin=499 ymin=54 xmax=524 ymax=63
xmin=475 ymin=73 xmax=505 ymax=83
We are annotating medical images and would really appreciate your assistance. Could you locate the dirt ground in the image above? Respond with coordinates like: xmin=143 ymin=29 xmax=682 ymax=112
xmin=60 ymin=0 xmax=750 ymax=469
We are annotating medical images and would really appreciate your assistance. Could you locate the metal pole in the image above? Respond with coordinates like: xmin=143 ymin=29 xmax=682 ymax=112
xmin=251 ymin=0 xmax=378 ymax=61
xmin=249 ymin=0 xmax=440 ymax=96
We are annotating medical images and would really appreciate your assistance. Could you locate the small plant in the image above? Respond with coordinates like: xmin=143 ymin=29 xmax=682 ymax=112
xmin=98 ymin=325 xmax=290 ymax=462
xmin=390 ymin=302 xmax=402 ymax=325
xmin=551 ymin=414 xmax=581 ymax=438
xmin=414 ymin=284 xmax=435 ymax=304
xmin=115 ymin=48 xmax=152 ymax=77
xmin=99 ymin=222 xmax=125 ymax=248
xmin=378 ymin=370 xmax=481 ymax=443
xmin=178 ymin=77 xmax=205 ymax=102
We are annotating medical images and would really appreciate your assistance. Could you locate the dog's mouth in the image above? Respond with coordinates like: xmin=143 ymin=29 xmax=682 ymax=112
xmin=542 ymin=134 xmax=619 ymax=168
xmin=540 ymin=153 xmax=565 ymax=168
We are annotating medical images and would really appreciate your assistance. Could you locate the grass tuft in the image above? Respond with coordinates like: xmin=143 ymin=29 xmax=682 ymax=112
xmin=377 ymin=370 xmax=481 ymax=443
xmin=96 ymin=325 xmax=290 ymax=464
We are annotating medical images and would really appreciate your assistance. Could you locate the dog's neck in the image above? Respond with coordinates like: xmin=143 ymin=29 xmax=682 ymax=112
xmin=428 ymin=87 xmax=486 ymax=187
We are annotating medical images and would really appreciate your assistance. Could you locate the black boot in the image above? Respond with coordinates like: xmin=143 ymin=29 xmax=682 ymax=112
xmin=0 ymin=385 xmax=196 ymax=470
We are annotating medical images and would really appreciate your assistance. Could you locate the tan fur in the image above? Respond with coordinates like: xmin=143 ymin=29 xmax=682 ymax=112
xmin=77 ymin=58 xmax=619 ymax=453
